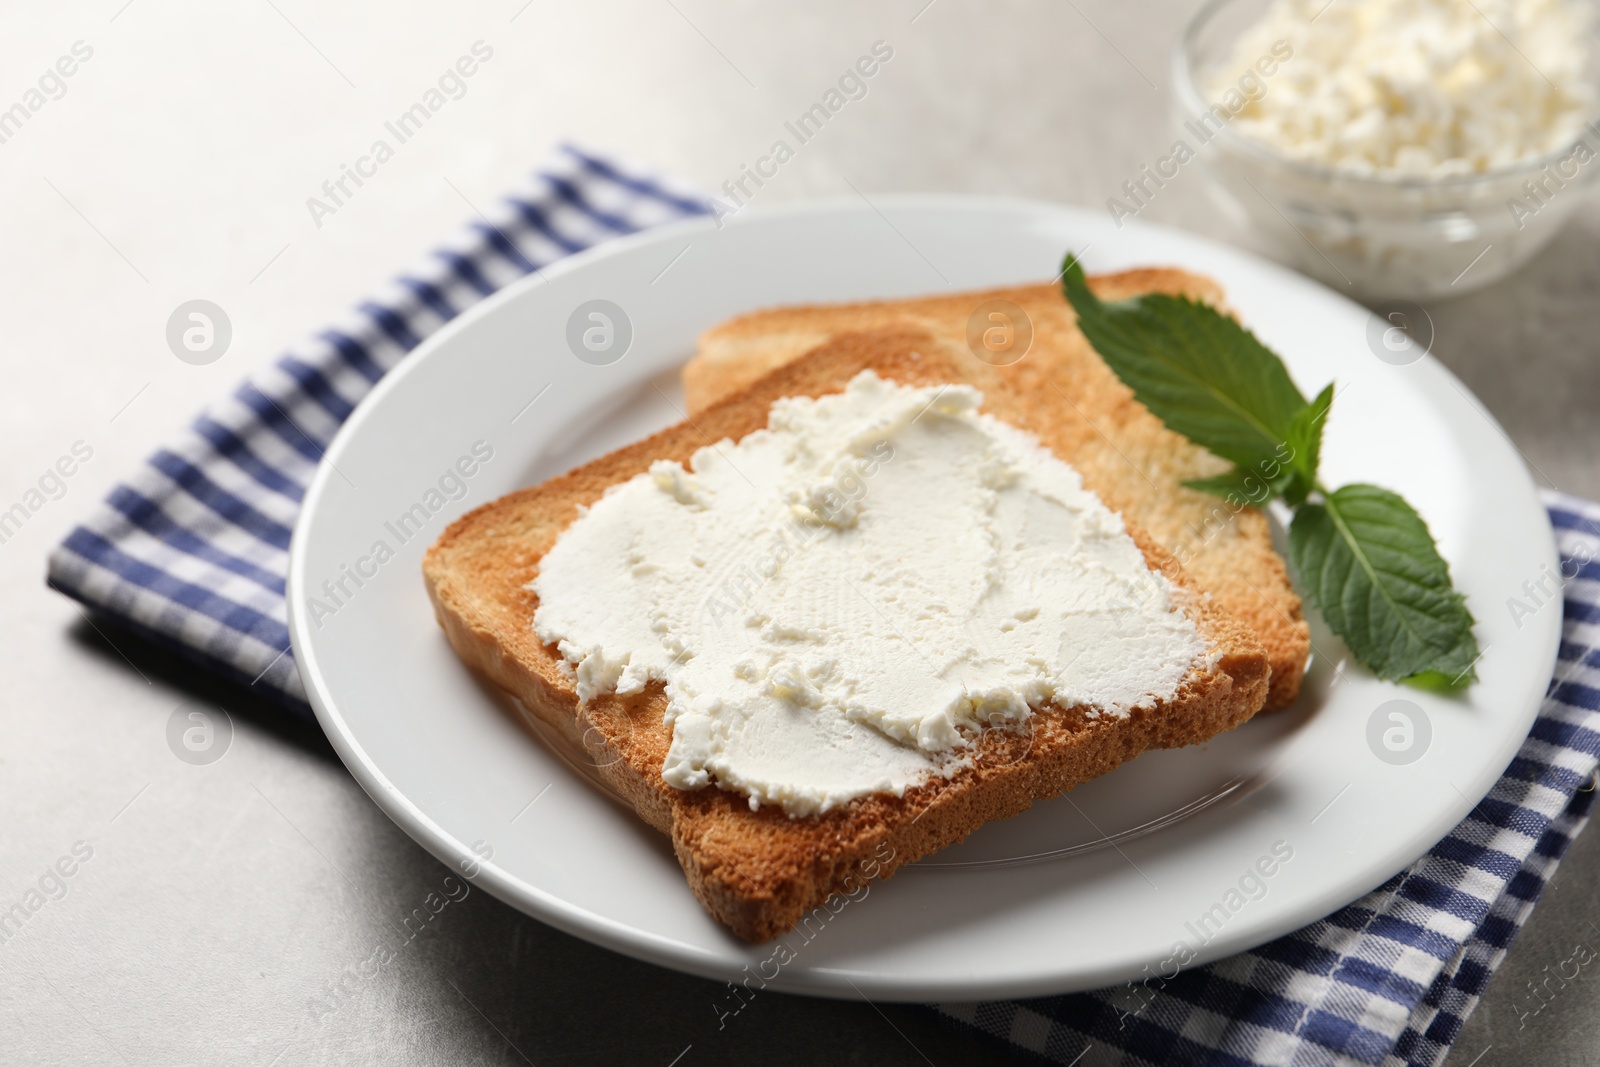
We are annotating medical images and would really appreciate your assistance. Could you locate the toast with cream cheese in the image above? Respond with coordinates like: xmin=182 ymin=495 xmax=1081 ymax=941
xmin=424 ymin=327 xmax=1272 ymax=941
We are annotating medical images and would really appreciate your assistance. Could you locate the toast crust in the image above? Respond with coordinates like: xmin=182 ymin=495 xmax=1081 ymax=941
xmin=682 ymin=269 xmax=1309 ymax=711
xmin=426 ymin=329 xmax=1271 ymax=942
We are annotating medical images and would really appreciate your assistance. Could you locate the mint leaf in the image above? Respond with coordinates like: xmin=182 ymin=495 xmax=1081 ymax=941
xmin=1288 ymin=484 xmax=1479 ymax=683
xmin=1061 ymin=254 xmax=1309 ymax=472
xmin=1062 ymin=252 xmax=1477 ymax=689
xmin=1183 ymin=384 xmax=1328 ymax=506
xmin=1182 ymin=466 xmax=1292 ymax=503
xmin=1280 ymin=383 xmax=1334 ymax=506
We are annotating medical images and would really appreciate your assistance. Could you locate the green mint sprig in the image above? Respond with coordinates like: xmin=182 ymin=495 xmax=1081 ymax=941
xmin=1060 ymin=254 xmax=1479 ymax=687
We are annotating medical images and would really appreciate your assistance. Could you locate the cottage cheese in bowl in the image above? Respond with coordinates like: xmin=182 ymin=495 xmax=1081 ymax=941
xmin=1218 ymin=0 xmax=1594 ymax=176
xmin=1176 ymin=0 xmax=1600 ymax=297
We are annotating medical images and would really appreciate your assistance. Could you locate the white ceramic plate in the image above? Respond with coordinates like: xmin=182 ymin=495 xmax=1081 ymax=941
xmin=288 ymin=198 xmax=1559 ymax=1001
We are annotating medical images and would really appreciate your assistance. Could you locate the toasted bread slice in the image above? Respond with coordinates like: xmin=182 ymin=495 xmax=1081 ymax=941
xmin=683 ymin=270 xmax=1309 ymax=711
xmin=425 ymin=327 xmax=1272 ymax=942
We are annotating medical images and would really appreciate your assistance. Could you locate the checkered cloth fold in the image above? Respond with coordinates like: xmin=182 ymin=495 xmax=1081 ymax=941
xmin=46 ymin=146 xmax=1600 ymax=1067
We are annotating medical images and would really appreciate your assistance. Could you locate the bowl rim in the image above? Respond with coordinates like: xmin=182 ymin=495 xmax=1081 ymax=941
xmin=1173 ymin=0 xmax=1600 ymax=192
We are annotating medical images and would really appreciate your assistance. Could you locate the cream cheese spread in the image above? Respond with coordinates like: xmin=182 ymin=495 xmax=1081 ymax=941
xmin=1215 ymin=0 xmax=1595 ymax=176
xmin=532 ymin=372 xmax=1209 ymax=816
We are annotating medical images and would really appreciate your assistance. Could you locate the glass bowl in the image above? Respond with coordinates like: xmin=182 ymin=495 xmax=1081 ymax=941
xmin=1173 ymin=0 xmax=1600 ymax=300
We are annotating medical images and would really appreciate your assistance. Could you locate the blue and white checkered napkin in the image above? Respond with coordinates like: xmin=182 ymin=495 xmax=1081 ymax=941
xmin=47 ymin=146 xmax=1600 ymax=1067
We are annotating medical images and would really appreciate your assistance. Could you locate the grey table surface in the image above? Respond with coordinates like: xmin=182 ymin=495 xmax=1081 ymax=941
xmin=3 ymin=1 xmax=1597 ymax=1064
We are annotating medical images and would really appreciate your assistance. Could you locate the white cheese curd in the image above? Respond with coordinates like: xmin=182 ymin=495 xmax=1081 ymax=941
xmin=532 ymin=372 xmax=1209 ymax=817
xmin=1214 ymin=0 xmax=1595 ymax=176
